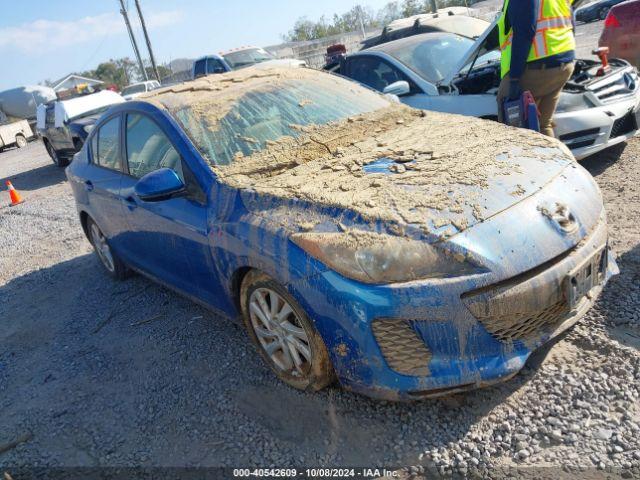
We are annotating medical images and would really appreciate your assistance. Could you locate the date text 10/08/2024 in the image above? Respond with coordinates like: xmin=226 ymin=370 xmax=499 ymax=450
xmin=233 ymin=468 xmax=399 ymax=478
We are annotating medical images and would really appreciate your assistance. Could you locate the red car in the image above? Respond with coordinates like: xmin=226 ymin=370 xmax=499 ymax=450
xmin=599 ymin=0 xmax=640 ymax=67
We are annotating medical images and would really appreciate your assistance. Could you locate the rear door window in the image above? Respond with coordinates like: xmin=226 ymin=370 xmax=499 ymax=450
xmin=94 ymin=116 xmax=121 ymax=170
xmin=193 ymin=60 xmax=206 ymax=78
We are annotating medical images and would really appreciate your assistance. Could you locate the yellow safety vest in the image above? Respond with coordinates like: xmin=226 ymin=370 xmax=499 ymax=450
xmin=498 ymin=0 xmax=575 ymax=78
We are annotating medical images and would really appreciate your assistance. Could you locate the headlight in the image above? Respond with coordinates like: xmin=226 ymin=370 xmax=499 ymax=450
xmin=83 ymin=125 xmax=94 ymax=134
xmin=292 ymin=231 xmax=483 ymax=284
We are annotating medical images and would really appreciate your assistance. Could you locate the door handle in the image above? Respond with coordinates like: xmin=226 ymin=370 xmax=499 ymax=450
xmin=84 ymin=180 xmax=94 ymax=192
xmin=124 ymin=195 xmax=138 ymax=211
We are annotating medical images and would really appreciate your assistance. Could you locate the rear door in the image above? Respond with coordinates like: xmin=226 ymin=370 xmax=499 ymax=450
xmin=85 ymin=114 xmax=129 ymax=252
xmin=118 ymin=111 xmax=220 ymax=303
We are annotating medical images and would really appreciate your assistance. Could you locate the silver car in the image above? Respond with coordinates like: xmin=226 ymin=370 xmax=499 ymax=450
xmin=339 ymin=18 xmax=640 ymax=160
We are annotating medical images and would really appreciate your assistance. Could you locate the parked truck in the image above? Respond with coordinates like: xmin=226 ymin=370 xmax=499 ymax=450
xmin=0 ymin=114 xmax=33 ymax=151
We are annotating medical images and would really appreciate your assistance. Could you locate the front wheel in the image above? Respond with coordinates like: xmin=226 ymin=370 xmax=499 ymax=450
xmin=599 ymin=7 xmax=608 ymax=19
xmin=44 ymin=140 xmax=69 ymax=167
xmin=87 ymin=218 xmax=129 ymax=280
xmin=241 ymin=271 xmax=335 ymax=391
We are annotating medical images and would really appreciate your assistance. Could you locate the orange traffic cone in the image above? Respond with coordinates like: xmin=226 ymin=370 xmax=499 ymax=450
xmin=6 ymin=180 xmax=24 ymax=206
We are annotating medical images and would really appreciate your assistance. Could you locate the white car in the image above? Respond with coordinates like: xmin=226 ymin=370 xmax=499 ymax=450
xmin=221 ymin=46 xmax=306 ymax=70
xmin=121 ymin=80 xmax=161 ymax=101
xmin=339 ymin=18 xmax=640 ymax=160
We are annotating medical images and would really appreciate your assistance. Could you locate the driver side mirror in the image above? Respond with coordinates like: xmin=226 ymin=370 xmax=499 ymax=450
xmin=135 ymin=167 xmax=185 ymax=201
xmin=383 ymin=80 xmax=411 ymax=97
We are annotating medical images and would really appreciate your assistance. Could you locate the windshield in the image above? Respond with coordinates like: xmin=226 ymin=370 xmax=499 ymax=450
xmin=122 ymin=84 xmax=146 ymax=96
xmin=168 ymin=75 xmax=390 ymax=166
xmin=223 ymin=48 xmax=275 ymax=69
xmin=379 ymin=33 xmax=475 ymax=83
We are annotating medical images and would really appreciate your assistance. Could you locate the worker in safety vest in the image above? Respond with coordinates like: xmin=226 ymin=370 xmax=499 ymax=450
xmin=496 ymin=0 xmax=576 ymax=137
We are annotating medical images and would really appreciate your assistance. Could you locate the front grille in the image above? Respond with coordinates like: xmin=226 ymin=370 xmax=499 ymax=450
xmin=559 ymin=127 xmax=600 ymax=141
xmin=472 ymin=300 xmax=570 ymax=342
xmin=371 ymin=319 xmax=431 ymax=376
xmin=610 ymin=111 xmax=637 ymax=139
xmin=591 ymin=73 xmax=637 ymax=102
xmin=462 ymin=248 xmax=576 ymax=343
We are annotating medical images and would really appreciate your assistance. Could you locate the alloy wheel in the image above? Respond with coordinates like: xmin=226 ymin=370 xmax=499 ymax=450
xmin=248 ymin=287 xmax=313 ymax=377
xmin=90 ymin=223 xmax=115 ymax=273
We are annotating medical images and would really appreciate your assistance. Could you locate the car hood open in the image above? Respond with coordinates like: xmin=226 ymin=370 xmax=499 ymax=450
xmin=215 ymin=104 xmax=574 ymax=240
xmin=441 ymin=16 xmax=500 ymax=86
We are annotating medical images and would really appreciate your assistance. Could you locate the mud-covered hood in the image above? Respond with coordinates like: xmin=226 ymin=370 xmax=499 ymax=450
xmin=218 ymin=105 xmax=574 ymax=239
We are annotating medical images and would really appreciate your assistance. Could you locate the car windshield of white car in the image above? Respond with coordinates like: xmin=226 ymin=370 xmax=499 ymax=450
xmin=380 ymin=33 xmax=475 ymax=84
xmin=224 ymin=48 xmax=275 ymax=69
xmin=169 ymin=76 xmax=391 ymax=166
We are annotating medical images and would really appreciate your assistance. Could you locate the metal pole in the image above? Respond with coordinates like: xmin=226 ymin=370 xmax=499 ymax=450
xmin=118 ymin=0 xmax=148 ymax=81
xmin=133 ymin=0 xmax=161 ymax=82
xmin=429 ymin=0 xmax=438 ymax=14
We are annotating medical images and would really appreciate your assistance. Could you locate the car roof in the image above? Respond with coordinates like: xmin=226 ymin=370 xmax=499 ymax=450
xmin=220 ymin=46 xmax=263 ymax=55
xmin=362 ymin=14 xmax=489 ymax=48
xmin=125 ymin=81 xmax=154 ymax=87
xmin=137 ymin=66 xmax=322 ymax=108
xmin=611 ymin=0 xmax=640 ymax=12
xmin=194 ymin=53 xmax=225 ymax=62
xmin=385 ymin=10 xmax=478 ymax=32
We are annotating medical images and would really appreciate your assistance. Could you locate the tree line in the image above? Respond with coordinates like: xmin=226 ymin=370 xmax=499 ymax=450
xmin=44 ymin=58 xmax=172 ymax=91
xmin=283 ymin=0 xmax=481 ymax=42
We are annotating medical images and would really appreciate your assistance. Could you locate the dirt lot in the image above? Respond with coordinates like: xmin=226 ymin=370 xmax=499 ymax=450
xmin=0 ymin=126 xmax=639 ymax=479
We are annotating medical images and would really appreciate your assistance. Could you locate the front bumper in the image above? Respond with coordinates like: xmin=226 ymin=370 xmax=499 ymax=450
xmin=555 ymin=93 xmax=640 ymax=160
xmin=289 ymin=216 xmax=618 ymax=401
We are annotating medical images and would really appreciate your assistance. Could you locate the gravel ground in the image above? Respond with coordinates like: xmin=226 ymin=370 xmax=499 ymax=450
xmin=1 ymin=131 xmax=639 ymax=480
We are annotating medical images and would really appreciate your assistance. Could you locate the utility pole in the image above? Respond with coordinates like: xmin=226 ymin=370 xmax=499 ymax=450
xmin=118 ymin=0 xmax=148 ymax=81
xmin=133 ymin=0 xmax=161 ymax=82
xmin=357 ymin=5 xmax=367 ymax=39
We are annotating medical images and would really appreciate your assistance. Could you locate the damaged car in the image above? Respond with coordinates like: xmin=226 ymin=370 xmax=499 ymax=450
xmin=337 ymin=17 xmax=640 ymax=160
xmin=66 ymin=68 xmax=618 ymax=400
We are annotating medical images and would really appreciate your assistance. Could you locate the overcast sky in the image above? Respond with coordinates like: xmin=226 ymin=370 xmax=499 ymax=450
xmin=0 ymin=0 xmax=393 ymax=91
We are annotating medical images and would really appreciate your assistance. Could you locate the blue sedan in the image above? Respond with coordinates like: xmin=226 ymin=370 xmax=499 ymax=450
xmin=66 ymin=67 xmax=618 ymax=400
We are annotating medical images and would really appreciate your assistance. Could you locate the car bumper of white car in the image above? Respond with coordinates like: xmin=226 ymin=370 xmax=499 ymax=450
xmin=554 ymin=94 xmax=640 ymax=160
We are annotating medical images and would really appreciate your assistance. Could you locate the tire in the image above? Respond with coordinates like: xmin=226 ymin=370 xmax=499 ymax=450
xmin=87 ymin=217 xmax=129 ymax=280
xmin=73 ymin=138 xmax=83 ymax=152
xmin=599 ymin=7 xmax=608 ymax=20
xmin=15 ymin=134 xmax=27 ymax=148
xmin=240 ymin=270 xmax=335 ymax=391
xmin=44 ymin=140 xmax=69 ymax=167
